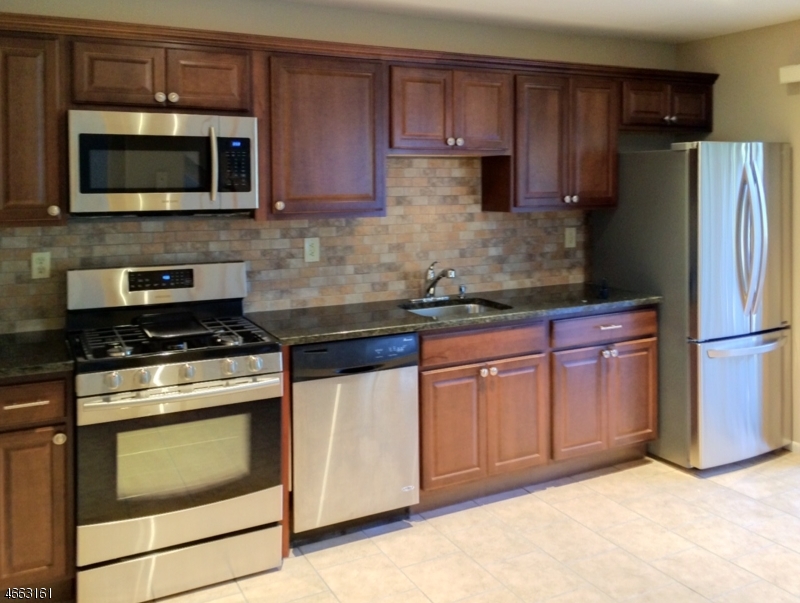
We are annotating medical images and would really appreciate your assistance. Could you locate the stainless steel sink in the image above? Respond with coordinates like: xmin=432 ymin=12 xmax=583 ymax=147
xmin=399 ymin=297 xmax=512 ymax=318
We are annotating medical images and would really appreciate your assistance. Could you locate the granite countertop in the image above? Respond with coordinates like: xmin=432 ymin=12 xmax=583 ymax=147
xmin=0 ymin=330 xmax=74 ymax=380
xmin=247 ymin=283 xmax=662 ymax=346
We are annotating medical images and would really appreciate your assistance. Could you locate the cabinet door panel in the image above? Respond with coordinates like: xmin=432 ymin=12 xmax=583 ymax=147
xmin=453 ymin=70 xmax=511 ymax=151
xmin=72 ymin=41 xmax=165 ymax=106
xmin=609 ymin=338 xmax=658 ymax=447
xmin=0 ymin=37 xmax=61 ymax=225
xmin=390 ymin=66 xmax=451 ymax=150
xmin=671 ymin=84 xmax=711 ymax=129
xmin=552 ymin=346 xmax=608 ymax=460
xmin=272 ymin=56 xmax=385 ymax=216
xmin=0 ymin=427 xmax=66 ymax=588
xmin=487 ymin=354 xmax=549 ymax=474
xmin=621 ymin=80 xmax=670 ymax=126
xmin=421 ymin=365 xmax=486 ymax=490
xmin=167 ymin=48 xmax=250 ymax=111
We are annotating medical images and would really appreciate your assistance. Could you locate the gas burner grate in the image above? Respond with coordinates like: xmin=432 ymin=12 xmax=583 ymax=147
xmin=81 ymin=326 xmax=149 ymax=359
xmin=199 ymin=317 xmax=272 ymax=343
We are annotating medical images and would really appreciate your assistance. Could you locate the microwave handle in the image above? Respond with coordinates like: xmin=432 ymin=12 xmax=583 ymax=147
xmin=209 ymin=126 xmax=218 ymax=202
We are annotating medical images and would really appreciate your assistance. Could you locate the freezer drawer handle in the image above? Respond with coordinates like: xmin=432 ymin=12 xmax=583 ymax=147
xmin=707 ymin=336 xmax=786 ymax=359
xmin=598 ymin=324 xmax=623 ymax=331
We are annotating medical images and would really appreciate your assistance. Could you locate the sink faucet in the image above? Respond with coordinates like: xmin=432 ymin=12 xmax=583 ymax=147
xmin=423 ymin=261 xmax=456 ymax=298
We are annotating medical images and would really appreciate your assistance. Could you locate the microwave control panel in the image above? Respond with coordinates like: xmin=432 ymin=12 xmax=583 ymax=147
xmin=218 ymin=138 xmax=252 ymax=192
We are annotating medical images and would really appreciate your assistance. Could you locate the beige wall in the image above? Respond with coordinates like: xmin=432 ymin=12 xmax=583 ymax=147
xmin=0 ymin=0 xmax=677 ymax=69
xmin=678 ymin=19 xmax=800 ymax=446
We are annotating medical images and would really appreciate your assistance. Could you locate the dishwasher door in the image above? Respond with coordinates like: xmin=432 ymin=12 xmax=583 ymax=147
xmin=292 ymin=365 xmax=419 ymax=533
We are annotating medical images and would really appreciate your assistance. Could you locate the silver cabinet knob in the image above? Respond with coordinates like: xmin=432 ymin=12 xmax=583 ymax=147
xmin=136 ymin=369 xmax=151 ymax=386
xmin=669 ymin=116 xmax=678 ymax=123
xmin=167 ymin=92 xmax=180 ymax=103
xmin=456 ymin=137 xmax=465 ymax=147
xmin=52 ymin=433 xmax=67 ymax=446
xmin=105 ymin=371 xmax=122 ymax=390
xmin=571 ymin=195 xmax=579 ymax=203
xmin=181 ymin=363 xmax=196 ymax=380
xmin=602 ymin=350 xmax=611 ymax=358
xmin=249 ymin=355 xmax=264 ymax=372
xmin=563 ymin=195 xmax=571 ymax=203
xmin=223 ymin=358 xmax=239 ymax=376
xmin=489 ymin=366 xmax=498 ymax=376
xmin=47 ymin=205 xmax=61 ymax=217
xmin=611 ymin=349 xmax=619 ymax=357
xmin=446 ymin=137 xmax=456 ymax=147
xmin=480 ymin=368 xmax=489 ymax=378
xmin=275 ymin=201 xmax=286 ymax=211
xmin=154 ymin=92 xmax=166 ymax=102
xmin=663 ymin=115 xmax=671 ymax=122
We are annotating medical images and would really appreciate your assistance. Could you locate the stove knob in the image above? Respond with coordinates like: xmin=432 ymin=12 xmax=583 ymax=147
xmin=181 ymin=364 xmax=196 ymax=380
xmin=105 ymin=371 xmax=122 ymax=390
xmin=222 ymin=358 xmax=239 ymax=376
xmin=248 ymin=356 xmax=264 ymax=372
xmin=137 ymin=369 xmax=152 ymax=386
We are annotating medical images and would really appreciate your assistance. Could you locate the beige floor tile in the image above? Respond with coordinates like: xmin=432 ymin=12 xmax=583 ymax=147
xmin=484 ymin=549 xmax=587 ymax=602
xmin=692 ymin=488 xmax=786 ymax=527
xmin=714 ymin=579 xmax=800 ymax=603
xmin=367 ymin=519 xmax=459 ymax=568
xmin=419 ymin=500 xmax=496 ymax=535
xmin=157 ymin=581 xmax=245 ymax=603
xmin=298 ymin=531 xmax=382 ymax=571
xmin=402 ymin=552 xmax=502 ymax=603
xmin=621 ymin=492 xmax=711 ymax=528
xmin=456 ymin=586 xmax=524 ymax=603
xmin=650 ymin=546 xmax=758 ymax=599
xmin=316 ymin=553 xmax=415 ymax=603
xmin=760 ymin=487 xmax=800 ymax=518
xmin=614 ymin=457 xmax=673 ymax=476
xmin=568 ymin=549 xmax=673 ymax=599
xmin=236 ymin=557 xmax=328 ymax=603
xmin=444 ymin=519 xmax=540 ymax=565
xmin=524 ymin=518 xmax=617 ymax=563
xmin=541 ymin=586 xmax=613 ymax=602
xmin=479 ymin=490 xmax=570 ymax=532
xmin=746 ymin=513 xmax=800 ymax=554
xmin=599 ymin=517 xmax=694 ymax=561
xmin=526 ymin=477 xmax=595 ymax=504
xmin=374 ymin=588 xmax=433 ymax=602
xmin=624 ymin=581 xmax=711 ymax=603
xmin=551 ymin=493 xmax=641 ymax=531
xmin=723 ymin=473 xmax=796 ymax=500
xmin=671 ymin=514 xmax=772 ymax=559
xmin=733 ymin=544 xmax=800 ymax=596
xmin=291 ymin=593 xmax=340 ymax=603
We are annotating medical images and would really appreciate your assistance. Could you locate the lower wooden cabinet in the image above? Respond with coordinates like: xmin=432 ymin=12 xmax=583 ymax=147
xmin=421 ymin=353 xmax=549 ymax=491
xmin=608 ymin=337 xmax=658 ymax=447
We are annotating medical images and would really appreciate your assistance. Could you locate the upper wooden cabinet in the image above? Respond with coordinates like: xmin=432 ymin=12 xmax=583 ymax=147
xmin=0 ymin=36 xmax=63 ymax=226
xmin=390 ymin=66 xmax=512 ymax=152
xmin=72 ymin=40 xmax=251 ymax=111
xmin=621 ymin=80 xmax=712 ymax=131
xmin=270 ymin=56 xmax=386 ymax=218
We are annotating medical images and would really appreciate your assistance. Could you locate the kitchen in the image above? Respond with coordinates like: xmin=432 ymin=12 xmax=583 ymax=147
xmin=1 ymin=0 xmax=800 ymax=601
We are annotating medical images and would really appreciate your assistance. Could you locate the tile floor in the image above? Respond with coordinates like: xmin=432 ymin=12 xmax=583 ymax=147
xmin=159 ymin=451 xmax=800 ymax=603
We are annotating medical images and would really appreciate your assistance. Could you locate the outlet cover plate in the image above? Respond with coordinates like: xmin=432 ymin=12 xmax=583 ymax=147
xmin=31 ymin=251 xmax=51 ymax=279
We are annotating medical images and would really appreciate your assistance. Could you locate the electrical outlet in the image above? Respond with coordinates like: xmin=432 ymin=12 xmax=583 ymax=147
xmin=564 ymin=227 xmax=577 ymax=249
xmin=304 ymin=237 xmax=320 ymax=263
xmin=31 ymin=252 xmax=51 ymax=279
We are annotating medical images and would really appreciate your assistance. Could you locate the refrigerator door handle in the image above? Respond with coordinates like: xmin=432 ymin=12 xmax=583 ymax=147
xmin=747 ymin=148 xmax=769 ymax=316
xmin=706 ymin=335 xmax=786 ymax=359
xmin=736 ymin=160 xmax=757 ymax=315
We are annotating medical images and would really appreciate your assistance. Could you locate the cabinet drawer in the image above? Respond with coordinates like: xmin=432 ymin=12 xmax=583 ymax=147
xmin=551 ymin=310 xmax=657 ymax=349
xmin=0 ymin=380 xmax=65 ymax=428
xmin=420 ymin=322 xmax=546 ymax=369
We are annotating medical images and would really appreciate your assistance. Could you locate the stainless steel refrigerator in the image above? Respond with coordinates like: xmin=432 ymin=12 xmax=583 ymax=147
xmin=591 ymin=142 xmax=792 ymax=469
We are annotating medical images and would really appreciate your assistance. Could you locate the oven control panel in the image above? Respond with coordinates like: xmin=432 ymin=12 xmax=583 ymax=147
xmin=129 ymin=269 xmax=194 ymax=292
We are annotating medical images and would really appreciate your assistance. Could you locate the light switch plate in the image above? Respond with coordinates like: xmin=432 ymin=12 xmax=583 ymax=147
xmin=304 ymin=238 xmax=320 ymax=263
xmin=31 ymin=251 xmax=51 ymax=279
xmin=564 ymin=227 xmax=577 ymax=249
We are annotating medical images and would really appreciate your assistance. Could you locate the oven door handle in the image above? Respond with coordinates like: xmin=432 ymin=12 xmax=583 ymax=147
xmin=77 ymin=376 xmax=282 ymax=426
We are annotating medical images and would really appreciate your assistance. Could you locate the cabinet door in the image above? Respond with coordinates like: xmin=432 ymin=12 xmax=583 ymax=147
xmin=166 ymin=48 xmax=250 ymax=111
xmin=420 ymin=364 xmax=487 ymax=490
xmin=72 ymin=41 xmax=166 ymax=106
xmin=608 ymin=338 xmax=658 ymax=447
xmin=671 ymin=83 xmax=711 ymax=130
xmin=272 ymin=56 xmax=386 ymax=217
xmin=552 ymin=346 xmax=608 ymax=460
xmin=486 ymin=354 xmax=549 ymax=475
xmin=569 ymin=77 xmax=618 ymax=208
xmin=621 ymin=80 xmax=670 ymax=127
xmin=0 ymin=426 xmax=66 ymax=589
xmin=390 ymin=66 xmax=452 ymax=150
xmin=453 ymin=70 xmax=512 ymax=151
xmin=515 ymin=75 xmax=569 ymax=209
xmin=0 ymin=37 xmax=62 ymax=225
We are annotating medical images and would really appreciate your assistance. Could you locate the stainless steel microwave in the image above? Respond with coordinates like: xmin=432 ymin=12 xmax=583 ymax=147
xmin=68 ymin=110 xmax=258 ymax=214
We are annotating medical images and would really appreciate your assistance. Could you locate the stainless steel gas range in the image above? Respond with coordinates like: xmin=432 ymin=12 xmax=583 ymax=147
xmin=66 ymin=262 xmax=283 ymax=603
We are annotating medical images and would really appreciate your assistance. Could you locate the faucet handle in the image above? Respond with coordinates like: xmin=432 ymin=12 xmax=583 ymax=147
xmin=426 ymin=261 xmax=438 ymax=278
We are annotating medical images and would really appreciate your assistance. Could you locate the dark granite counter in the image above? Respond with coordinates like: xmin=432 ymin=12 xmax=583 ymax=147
xmin=247 ymin=284 xmax=662 ymax=346
xmin=0 ymin=330 xmax=73 ymax=380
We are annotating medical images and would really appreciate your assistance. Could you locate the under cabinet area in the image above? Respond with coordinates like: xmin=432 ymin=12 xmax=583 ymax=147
xmin=621 ymin=79 xmax=712 ymax=131
xmin=72 ymin=40 xmax=251 ymax=111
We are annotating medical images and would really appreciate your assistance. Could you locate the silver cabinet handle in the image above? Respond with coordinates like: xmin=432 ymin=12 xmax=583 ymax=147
xmin=47 ymin=205 xmax=61 ymax=217
xmin=602 ymin=350 xmax=611 ymax=358
xmin=167 ymin=92 xmax=180 ymax=103
xmin=489 ymin=367 xmax=498 ymax=376
xmin=598 ymin=324 xmax=623 ymax=330
xmin=209 ymin=126 xmax=218 ymax=202
xmin=456 ymin=137 xmax=465 ymax=147
xmin=479 ymin=368 xmax=489 ymax=378
xmin=52 ymin=433 xmax=67 ymax=446
xmin=563 ymin=196 xmax=571 ymax=203
xmin=571 ymin=195 xmax=579 ymax=203
xmin=669 ymin=116 xmax=678 ymax=123
xmin=154 ymin=92 xmax=166 ymax=102
xmin=663 ymin=115 xmax=671 ymax=122
xmin=275 ymin=201 xmax=286 ymax=211
xmin=610 ymin=349 xmax=619 ymax=357
xmin=446 ymin=137 xmax=456 ymax=147
xmin=4 ymin=399 xmax=50 ymax=410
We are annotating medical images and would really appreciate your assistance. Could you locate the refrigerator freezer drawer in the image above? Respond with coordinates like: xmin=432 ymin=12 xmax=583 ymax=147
xmin=690 ymin=330 xmax=791 ymax=469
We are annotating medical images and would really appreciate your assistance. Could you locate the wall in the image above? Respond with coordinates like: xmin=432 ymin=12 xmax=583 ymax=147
xmin=0 ymin=157 xmax=586 ymax=333
xmin=677 ymin=19 xmax=800 ymax=446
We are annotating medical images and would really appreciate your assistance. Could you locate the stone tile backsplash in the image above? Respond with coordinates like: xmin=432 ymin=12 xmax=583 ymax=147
xmin=0 ymin=157 xmax=587 ymax=334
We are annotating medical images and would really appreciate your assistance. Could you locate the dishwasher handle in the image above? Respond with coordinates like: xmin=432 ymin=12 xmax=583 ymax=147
xmin=336 ymin=364 xmax=382 ymax=375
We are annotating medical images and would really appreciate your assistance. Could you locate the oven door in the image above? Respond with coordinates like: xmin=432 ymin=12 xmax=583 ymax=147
xmin=76 ymin=377 xmax=281 ymax=567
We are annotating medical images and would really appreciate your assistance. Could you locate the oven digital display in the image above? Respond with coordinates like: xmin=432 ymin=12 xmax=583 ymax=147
xmin=129 ymin=269 xmax=194 ymax=291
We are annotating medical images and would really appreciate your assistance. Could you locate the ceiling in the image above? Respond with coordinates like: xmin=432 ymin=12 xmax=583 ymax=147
xmin=290 ymin=0 xmax=800 ymax=43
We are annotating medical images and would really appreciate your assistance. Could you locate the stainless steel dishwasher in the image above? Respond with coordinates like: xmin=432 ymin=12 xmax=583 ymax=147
xmin=291 ymin=333 xmax=419 ymax=533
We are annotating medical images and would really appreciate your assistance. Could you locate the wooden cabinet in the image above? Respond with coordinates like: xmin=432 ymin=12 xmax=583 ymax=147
xmin=621 ymin=80 xmax=712 ymax=131
xmin=551 ymin=310 xmax=658 ymax=461
xmin=482 ymin=74 xmax=618 ymax=212
xmin=390 ymin=66 xmax=512 ymax=152
xmin=0 ymin=377 xmax=71 ymax=593
xmin=72 ymin=40 xmax=251 ymax=111
xmin=420 ymin=324 xmax=549 ymax=491
xmin=0 ymin=36 xmax=63 ymax=225
xmin=270 ymin=56 xmax=386 ymax=217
